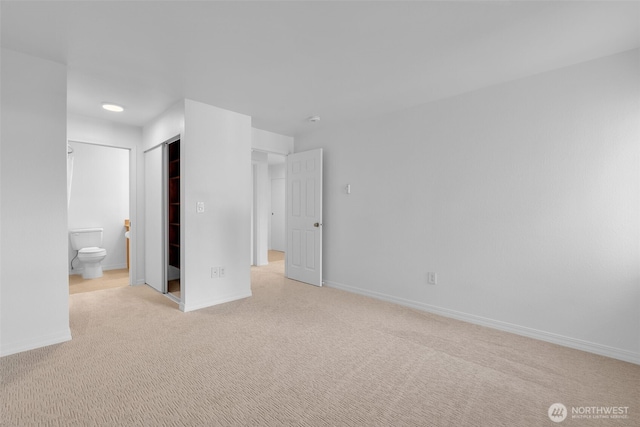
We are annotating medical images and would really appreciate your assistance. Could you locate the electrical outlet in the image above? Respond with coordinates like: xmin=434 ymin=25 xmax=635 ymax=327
xmin=211 ymin=267 xmax=219 ymax=278
xmin=219 ymin=267 xmax=226 ymax=278
xmin=427 ymin=272 xmax=437 ymax=285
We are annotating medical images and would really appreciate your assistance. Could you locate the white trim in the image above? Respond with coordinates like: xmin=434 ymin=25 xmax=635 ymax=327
xmin=324 ymin=280 xmax=640 ymax=365
xmin=251 ymin=148 xmax=289 ymax=157
xmin=0 ymin=329 xmax=72 ymax=357
xmin=103 ymin=263 xmax=128 ymax=271
xmin=180 ymin=291 xmax=252 ymax=313
xmin=69 ymin=263 xmax=128 ymax=275
xmin=68 ymin=139 xmax=130 ymax=152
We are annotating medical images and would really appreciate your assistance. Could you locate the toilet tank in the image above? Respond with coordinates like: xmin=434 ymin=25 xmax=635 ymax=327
xmin=70 ymin=228 xmax=103 ymax=250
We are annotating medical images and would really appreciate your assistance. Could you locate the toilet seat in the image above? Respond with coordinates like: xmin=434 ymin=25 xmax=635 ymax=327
xmin=78 ymin=247 xmax=106 ymax=257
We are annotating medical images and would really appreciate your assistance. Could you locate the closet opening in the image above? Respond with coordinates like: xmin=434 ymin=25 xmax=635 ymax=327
xmin=143 ymin=135 xmax=181 ymax=305
xmin=167 ymin=139 xmax=181 ymax=300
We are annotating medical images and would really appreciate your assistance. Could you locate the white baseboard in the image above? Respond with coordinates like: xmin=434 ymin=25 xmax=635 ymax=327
xmin=324 ymin=280 xmax=640 ymax=365
xmin=69 ymin=263 xmax=127 ymax=276
xmin=181 ymin=291 xmax=252 ymax=313
xmin=103 ymin=263 xmax=127 ymax=271
xmin=0 ymin=328 xmax=72 ymax=358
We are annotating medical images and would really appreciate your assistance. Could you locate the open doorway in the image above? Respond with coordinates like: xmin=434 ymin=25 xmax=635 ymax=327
xmin=251 ymin=151 xmax=286 ymax=267
xmin=67 ymin=141 xmax=131 ymax=294
xmin=268 ymin=153 xmax=286 ymax=264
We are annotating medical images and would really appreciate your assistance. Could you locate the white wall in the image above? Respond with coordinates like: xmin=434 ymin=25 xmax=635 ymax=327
xmin=182 ymin=99 xmax=252 ymax=311
xmin=0 ymin=48 xmax=71 ymax=356
xmin=294 ymin=49 xmax=640 ymax=364
xmin=142 ymin=101 xmax=185 ymax=152
xmin=252 ymin=128 xmax=293 ymax=155
xmin=67 ymin=142 xmax=129 ymax=272
xmin=68 ymin=114 xmax=142 ymax=150
xmin=252 ymin=151 xmax=269 ymax=266
xmin=68 ymin=114 xmax=143 ymax=282
xmin=269 ymin=163 xmax=286 ymax=180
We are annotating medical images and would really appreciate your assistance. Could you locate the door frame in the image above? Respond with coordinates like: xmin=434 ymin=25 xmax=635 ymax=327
xmin=68 ymin=139 xmax=135 ymax=285
xmin=143 ymin=134 xmax=180 ymax=295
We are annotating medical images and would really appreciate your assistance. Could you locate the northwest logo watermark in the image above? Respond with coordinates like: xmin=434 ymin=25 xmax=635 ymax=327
xmin=548 ymin=403 xmax=567 ymax=423
xmin=548 ymin=403 xmax=630 ymax=422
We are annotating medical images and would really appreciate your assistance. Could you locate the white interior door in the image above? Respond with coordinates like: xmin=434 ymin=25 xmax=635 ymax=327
xmin=144 ymin=145 xmax=164 ymax=292
xmin=286 ymin=149 xmax=323 ymax=286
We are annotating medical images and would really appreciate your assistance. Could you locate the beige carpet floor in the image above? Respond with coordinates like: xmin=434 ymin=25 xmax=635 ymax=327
xmin=2 ymin=260 xmax=638 ymax=426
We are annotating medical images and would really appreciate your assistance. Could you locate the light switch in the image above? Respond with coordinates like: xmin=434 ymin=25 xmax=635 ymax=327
xmin=196 ymin=202 xmax=205 ymax=213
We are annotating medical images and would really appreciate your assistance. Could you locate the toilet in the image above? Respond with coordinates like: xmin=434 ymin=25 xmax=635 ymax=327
xmin=70 ymin=228 xmax=107 ymax=279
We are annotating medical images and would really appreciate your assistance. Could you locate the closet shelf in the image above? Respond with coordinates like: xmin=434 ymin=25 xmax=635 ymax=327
xmin=168 ymin=139 xmax=181 ymax=271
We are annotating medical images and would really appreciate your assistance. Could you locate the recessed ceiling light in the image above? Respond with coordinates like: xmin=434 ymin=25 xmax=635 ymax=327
xmin=102 ymin=103 xmax=124 ymax=112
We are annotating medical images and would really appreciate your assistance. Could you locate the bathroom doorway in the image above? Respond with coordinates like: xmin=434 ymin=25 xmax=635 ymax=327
xmin=67 ymin=141 xmax=131 ymax=294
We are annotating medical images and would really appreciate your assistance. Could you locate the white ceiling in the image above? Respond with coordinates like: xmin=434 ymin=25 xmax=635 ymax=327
xmin=2 ymin=1 xmax=638 ymax=137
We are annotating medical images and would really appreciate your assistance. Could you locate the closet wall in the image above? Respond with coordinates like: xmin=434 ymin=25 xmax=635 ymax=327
xmin=142 ymin=99 xmax=252 ymax=312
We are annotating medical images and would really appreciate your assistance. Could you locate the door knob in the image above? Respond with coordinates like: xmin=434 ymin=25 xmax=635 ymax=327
xmin=313 ymin=222 xmax=322 ymax=228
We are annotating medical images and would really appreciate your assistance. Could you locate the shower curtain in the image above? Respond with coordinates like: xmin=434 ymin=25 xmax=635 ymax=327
xmin=67 ymin=144 xmax=74 ymax=207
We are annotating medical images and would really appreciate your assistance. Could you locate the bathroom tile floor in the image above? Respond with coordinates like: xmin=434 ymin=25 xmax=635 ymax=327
xmin=69 ymin=268 xmax=129 ymax=295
